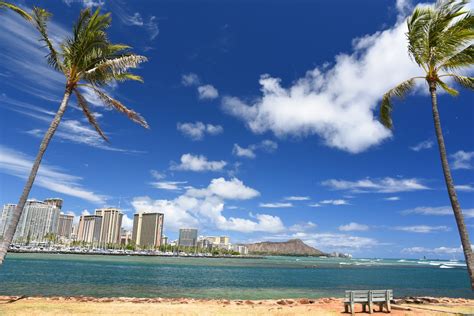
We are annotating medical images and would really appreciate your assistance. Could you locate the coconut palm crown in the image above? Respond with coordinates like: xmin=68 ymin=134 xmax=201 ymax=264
xmin=379 ymin=0 xmax=474 ymax=289
xmin=0 ymin=1 xmax=32 ymax=20
xmin=380 ymin=0 xmax=473 ymax=127
xmin=34 ymin=7 xmax=149 ymax=138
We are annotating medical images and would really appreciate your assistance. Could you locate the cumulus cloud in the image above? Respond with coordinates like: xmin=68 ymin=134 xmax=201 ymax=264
xmin=177 ymin=122 xmax=223 ymax=141
xmin=63 ymin=0 xmax=104 ymax=7
xmin=402 ymin=206 xmax=474 ymax=218
xmin=181 ymin=73 xmax=201 ymax=86
xmin=322 ymin=177 xmax=429 ymax=193
xmin=198 ymin=84 xmax=219 ymax=100
xmin=151 ymin=181 xmax=187 ymax=191
xmin=232 ymin=140 xmax=278 ymax=159
xmin=308 ymin=203 xmax=321 ymax=208
xmin=0 ymin=145 xmax=106 ymax=204
xmin=289 ymin=221 xmax=317 ymax=232
xmin=294 ymin=232 xmax=379 ymax=251
xmin=339 ymin=222 xmax=369 ymax=232
xmin=410 ymin=139 xmax=434 ymax=152
xmin=394 ymin=225 xmax=450 ymax=233
xmin=384 ymin=196 xmax=400 ymax=201
xmin=171 ymin=154 xmax=227 ymax=172
xmin=222 ymin=18 xmax=423 ymax=153
xmin=122 ymin=214 xmax=134 ymax=230
xmin=132 ymin=177 xmax=281 ymax=233
xmin=320 ymin=199 xmax=349 ymax=206
xmin=451 ymin=151 xmax=474 ymax=170
xmin=259 ymin=202 xmax=293 ymax=208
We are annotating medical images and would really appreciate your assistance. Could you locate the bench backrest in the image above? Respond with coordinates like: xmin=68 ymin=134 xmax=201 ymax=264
xmin=345 ymin=290 xmax=393 ymax=302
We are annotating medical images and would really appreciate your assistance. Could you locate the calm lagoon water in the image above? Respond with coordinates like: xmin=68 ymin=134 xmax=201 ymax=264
xmin=0 ymin=253 xmax=472 ymax=299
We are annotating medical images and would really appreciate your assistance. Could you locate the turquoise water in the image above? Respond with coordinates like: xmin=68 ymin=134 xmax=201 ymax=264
xmin=0 ymin=253 xmax=472 ymax=299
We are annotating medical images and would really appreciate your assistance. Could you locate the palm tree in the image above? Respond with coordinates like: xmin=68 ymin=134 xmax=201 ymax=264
xmin=0 ymin=7 xmax=148 ymax=264
xmin=0 ymin=1 xmax=32 ymax=20
xmin=379 ymin=0 xmax=474 ymax=288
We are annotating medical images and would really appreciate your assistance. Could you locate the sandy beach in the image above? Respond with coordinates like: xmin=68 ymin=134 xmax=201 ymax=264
xmin=0 ymin=296 xmax=473 ymax=316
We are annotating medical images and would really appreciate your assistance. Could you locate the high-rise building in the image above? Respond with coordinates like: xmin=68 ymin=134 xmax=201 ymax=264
xmin=58 ymin=214 xmax=74 ymax=238
xmin=44 ymin=198 xmax=63 ymax=209
xmin=77 ymin=215 xmax=102 ymax=243
xmin=13 ymin=200 xmax=61 ymax=243
xmin=95 ymin=208 xmax=123 ymax=244
xmin=178 ymin=228 xmax=198 ymax=247
xmin=0 ymin=204 xmax=16 ymax=238
xmin=132 ymin=212 xmax=164 ymax=248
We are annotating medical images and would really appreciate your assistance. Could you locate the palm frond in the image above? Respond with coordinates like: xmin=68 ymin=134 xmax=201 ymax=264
xmin=113 ymin=73 xmax=144 ymax=82
xmin=379 ymin=78 xmax=417 ymax=129
xmin=440 ymin=44 xmax=474 ymax=71
xmin=74 ymin=89 xmax=109 ymax=142
xmin=85 ymin=54 xmax=147 ymax=76
xmin=32 ymin=7 xmax=63 ymax=72
xmin=0 ymin=1 xmax=32 ymax=20
xmin=451 ymin=74 xmax=474 ymax=89
xmin=437 ymin=79 xmax=459 ymax=96
xmin=92 ymin=88 xmax=149 ymax=129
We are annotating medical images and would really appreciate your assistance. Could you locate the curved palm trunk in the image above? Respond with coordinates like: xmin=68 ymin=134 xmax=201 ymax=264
xmin=0 ymin=88 xmax=72 ymax=265
xmin=430 ymin=82 xmax=474 ymax=290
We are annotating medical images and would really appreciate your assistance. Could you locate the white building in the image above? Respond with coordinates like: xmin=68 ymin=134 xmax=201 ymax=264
xmin=13 ymin=200 xmax=61 ymax=243
xmin=0 ymin=204 xmax=16 ymax=237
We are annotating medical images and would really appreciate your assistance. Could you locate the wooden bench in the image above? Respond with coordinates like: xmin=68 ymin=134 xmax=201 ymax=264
xmin=344 ymin=290 xmax=393 ymax=315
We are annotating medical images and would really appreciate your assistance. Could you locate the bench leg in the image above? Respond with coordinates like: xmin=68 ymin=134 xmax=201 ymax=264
xmin=386 ymin=300 xmax=391 ymax=313
xmin=351 ymin=302 xmax=355 ymax=316
xmin=368 ymin=301 xmax=373 ymax=314
xmin=363 ymin=303 xmax=366 ymax=312
xmin=345 ymin=303 xmax=348 ymax=313
xmin=379 ymin=303 xmax=383 ymax=312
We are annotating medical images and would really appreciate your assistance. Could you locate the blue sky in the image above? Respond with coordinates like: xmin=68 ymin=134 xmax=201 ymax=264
xmin=0 ymin=0 xmax=473 ymax=258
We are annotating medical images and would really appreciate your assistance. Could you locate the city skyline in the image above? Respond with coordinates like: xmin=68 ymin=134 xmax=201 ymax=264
xmin=0 ymin=0 xmax=473 ymax=258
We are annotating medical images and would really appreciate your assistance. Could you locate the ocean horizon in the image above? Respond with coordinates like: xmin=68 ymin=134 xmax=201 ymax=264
xmin=1 ymin=253 xmax=472 ymax=300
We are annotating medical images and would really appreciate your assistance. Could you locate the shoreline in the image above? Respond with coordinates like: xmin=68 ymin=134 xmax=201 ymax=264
xmin=1 ymin=295 xmax=473 ymax=315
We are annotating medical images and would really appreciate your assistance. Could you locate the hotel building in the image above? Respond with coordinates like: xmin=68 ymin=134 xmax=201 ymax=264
xmin=77 ymin=215 xmax=102 ymax=243
xmin=131 ymin=212 xmax=164 ymax=249
xmin=0 ymin=204 xmax=16 ymax=238
xmin=95 ymin=208 xmax=123 ymax=244
xmin=13 ymin=200 xmax=61 ymax=243
xmin=58 ymin=214 xmax=74 ymax=238
xmin=178 ymin=228 xmax=198 ymax=247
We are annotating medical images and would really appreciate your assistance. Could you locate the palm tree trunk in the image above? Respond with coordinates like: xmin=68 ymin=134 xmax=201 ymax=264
xmin=430 ymin=82 xmax=474 ymax=290
xmin=0 ymin=88 xmax=72 ymax=265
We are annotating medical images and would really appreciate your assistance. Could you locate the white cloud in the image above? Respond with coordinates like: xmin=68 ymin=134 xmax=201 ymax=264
xmin=384 ymin=196 xmax=400 ymax=201
xmin=222 ymin=18 xmax=423 ymax=153
xmin=322 ymin=177 xmax=429 ymax=193
xmin=150 ymin=170 xmax=166 ymax=180
xmin=171 ymin=154 xmax=227 ymax=172
xmin=232 ymin=140 xmax=278 ymax=159
xmin=232 ymin=144 xmax=256 ymax=159
xmin=320 ymin=199 xmax=349 ymax=206
xmin=402 ymin=246 xmax=463 ymax=255
xmin=402 ymin=206 xmax=474 ymax=218
xmin=451 ymin=151 xmax=474 ymax=170
xmin=151 ymin=181 xmax=187 ymax=191
xmin=308 ymin=203 xmax=321 ymax=208
xmin=455 ymin=185 xmax=474 ymax=192
xmin=181 ymin=73 xmax=201 ymax=86
xmin=289 ymin=221 xmax=317 ymax=232
xmin=63 ymin=0 xmax=104 ymax=8
xmin=177 ymin=122 xmax=223 ymax=141
xmin=294 ymin=232 xmax=379 ymax=251
xmin=339 ymin=222 xmax=369 ymax=232
xmin=198 ymin=84 xmax=219 ymax=100
xmin=0 ymin=145 xmax=106 ymax=204
xmin=132 ymin=177 xmax=280 ymax=233
xmin=410 ymin=139 xmax=434 ymax=152
xmin=114 ymin=9 xmax=159 ymax=40
xmin=122 ymin=214 xmax=134 ymax=230
xmin=394 ymin=225 xmax=450 ymax=233
xmin=259 ymin=202 xmax=293 ymax=208
xmin=285 ymin=196 xmax=310 ymax=201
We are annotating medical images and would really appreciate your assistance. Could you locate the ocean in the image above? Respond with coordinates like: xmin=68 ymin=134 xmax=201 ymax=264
xmin=0 ymin=253 xmax=472 ymax=299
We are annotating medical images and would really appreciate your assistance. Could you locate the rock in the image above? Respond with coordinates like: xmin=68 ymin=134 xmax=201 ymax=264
xmin=298 ymin=299 xmax=310 ymax=304
xmin=276 ymin=300 xmax=287 ymax=305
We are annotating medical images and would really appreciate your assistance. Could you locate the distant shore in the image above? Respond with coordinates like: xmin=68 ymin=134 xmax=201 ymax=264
xmin=8 ymin=248 xmax=265 ymax=259
xmin=0 ymin=296 xmax=473 ymax=315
